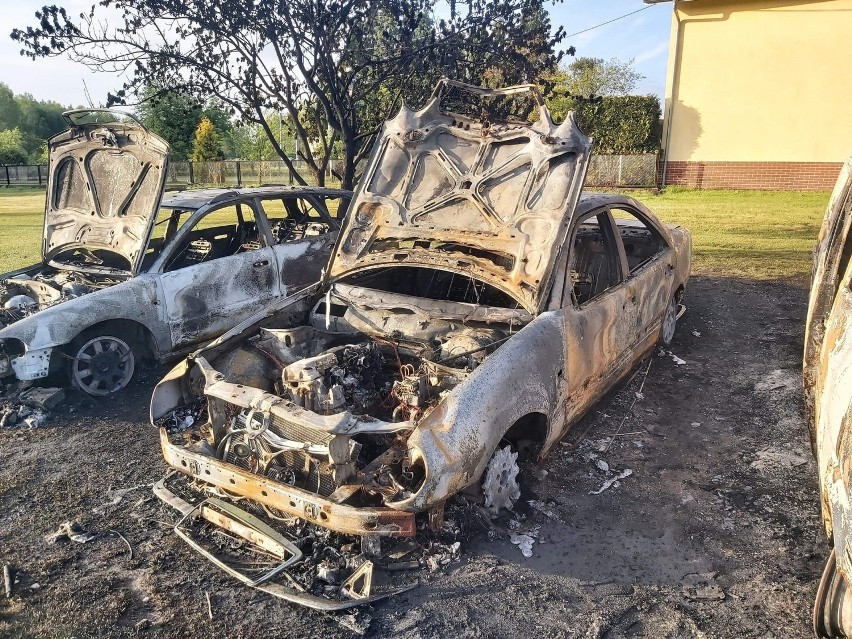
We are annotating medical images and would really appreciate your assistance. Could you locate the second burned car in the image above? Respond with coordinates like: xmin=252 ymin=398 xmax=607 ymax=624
xmin=150 ymin=81 xmax=691 ymax=602
xmin=0 ymin=109 xmax=350 ymax=395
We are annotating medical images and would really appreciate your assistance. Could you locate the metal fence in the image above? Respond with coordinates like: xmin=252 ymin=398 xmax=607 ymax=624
xmin=1 ymin=165 xmax=47 ymax=186
xmin=3 ymin=154 xmax=660 ymax=189
xmin=585 ymin=154 xmax=659 ymax=188
xmin=167 ymin=159 xmax=345 ymax=188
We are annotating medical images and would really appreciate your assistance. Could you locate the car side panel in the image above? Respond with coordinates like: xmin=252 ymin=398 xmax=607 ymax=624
xmin=159 ymin=247 xmax=280 ymax=348
xmin=273 ymin=233 xmax=337 ymax=295
xmin=397 ymin=311 xmax=566 ymax=510
xmin=0 ymin=276 xmax=168 ymax=355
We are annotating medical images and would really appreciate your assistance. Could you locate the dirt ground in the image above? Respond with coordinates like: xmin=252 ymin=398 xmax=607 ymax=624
xmin=0 ymin=275 xmax=827 ymax=639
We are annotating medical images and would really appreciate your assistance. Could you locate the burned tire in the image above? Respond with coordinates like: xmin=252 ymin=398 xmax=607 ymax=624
xmin=815 ymin=549 xmax=852 ymax=637
xmin=69 ymin=332 xmax=137 ymax=396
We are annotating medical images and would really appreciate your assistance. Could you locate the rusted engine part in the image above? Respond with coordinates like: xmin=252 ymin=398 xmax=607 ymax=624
xmin=0 ymin=271 xmax=119 ymax=329
xmin=193 ymin=323 xmax=499 ymax=510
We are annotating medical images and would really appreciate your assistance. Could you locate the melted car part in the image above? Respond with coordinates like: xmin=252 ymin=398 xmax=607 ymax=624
xmin=0 ymin=269 xmax=120 ymax=328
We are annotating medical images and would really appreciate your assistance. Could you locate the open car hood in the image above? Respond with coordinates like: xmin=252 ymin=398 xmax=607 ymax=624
xmin=329 ymin=80 xmax=592 ymax=313
xmin=44 ymin=110 xmax=170 ymax=273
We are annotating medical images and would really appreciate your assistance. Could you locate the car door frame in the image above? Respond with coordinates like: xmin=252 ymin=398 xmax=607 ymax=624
xmin=552 ymin=205 xmax=637 ymax=440
xmin=607 ymin=201 xmax=677 ymax=356
xmin=150 ymin=196 xmax=281 ymax=350
xmin=256 ymin=192 xmax=344 ymax=296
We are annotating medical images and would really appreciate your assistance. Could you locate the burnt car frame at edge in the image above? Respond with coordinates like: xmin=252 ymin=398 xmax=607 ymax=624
xmin=806 ymin=156 xmax=852 ymax=638
xmin=149 ymin=79 xmax=692 ymax=607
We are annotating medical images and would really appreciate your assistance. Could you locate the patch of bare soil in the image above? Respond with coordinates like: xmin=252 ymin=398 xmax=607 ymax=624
xmin=0 ymin=276 xmax=825 ymax=638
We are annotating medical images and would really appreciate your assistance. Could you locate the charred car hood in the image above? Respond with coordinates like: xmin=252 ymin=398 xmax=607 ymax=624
xmin=329 ymin=80 xmax=592 ymax=313
xmin=44 ymin=110 xmax=169 ymax=274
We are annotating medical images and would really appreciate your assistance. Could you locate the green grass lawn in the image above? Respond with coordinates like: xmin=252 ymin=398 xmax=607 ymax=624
xmin=0 ymin=187 xmax=47 ymax=273
xmin=0 ymin=185 xmax=830 ymax=279
xmin=627 ymin=188 xmax=828 ymax=280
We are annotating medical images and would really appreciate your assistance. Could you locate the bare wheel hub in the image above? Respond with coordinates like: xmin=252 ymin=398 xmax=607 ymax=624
xmin=661 ymin=296 xmax=678 ymax=345
xmin=482 ymin=446 xmax=521 ymax=515
xmin=72 ymin=336 xmax=135 ymax=396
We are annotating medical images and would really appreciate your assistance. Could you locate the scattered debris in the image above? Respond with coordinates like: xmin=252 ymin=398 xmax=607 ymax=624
xmin=691 ymin=422 xmax=701 ymax=428
xmin=590 ymin=469 xmax=633 ymax=495
xmin=205 ymin=591 xmax=213 ymax=620
xmin=682 ymin=572 xmax=725 ymax=601
xmin=510 ymin=533 xmax=536 ymax=557
xmin=527 ymin=499 xmax=561 ymax=521
xmin=750 ymin=448 xmax=809 ymax=472
xmin=19 ymin=386 xmax=65 ymax=411
xmin=692 ymin=330 xmax=701 ymax=337
xmin=46 ymin=521 xmax=97 ymax=544
xmin=109 ymin=529 xmax=133 ymax=559
xmin=595 ymin=459 xmax=610 ymax=473
xmin=3 ymin=564 xmax=12 ymax=598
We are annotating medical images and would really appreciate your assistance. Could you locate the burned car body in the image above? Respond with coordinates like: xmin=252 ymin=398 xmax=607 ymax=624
xmin=806 ymin=157 xmax=852 ymax=638
xmin=0 ymin=110 xmax=350 ymax=395
xmin=150 ymin=81 xmax=691 ymax=605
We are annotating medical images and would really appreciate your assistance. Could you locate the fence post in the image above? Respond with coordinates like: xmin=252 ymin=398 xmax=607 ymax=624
xmin=4 ymin=166 xmax=9 ymax=187
xmin=617 ymin=155 xmax=623 ymax=186
xmin=289 ymin=164 xmax=294 ymax=186
xmin=188 ymin=162 xmax=194 ymax=186
xmin=37 ymin=165 xmax=42 ymax=186
xmin=235 ymin=161 xmax=242 ymax=187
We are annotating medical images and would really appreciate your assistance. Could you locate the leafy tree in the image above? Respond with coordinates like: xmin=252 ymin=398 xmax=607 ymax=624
xmin=136 ymin=86 xmax=233 ymax=160
xmin=554 ymin=57 xmax=644 ymax=98
xmin=0 ymin=84 xmax=22 ymax=131
xmin=0 ymin=128 xmax=30 ymax=165
xmin=191 ymin=117 xmax=223 ymax=161
xmin=12 ymin=0 xmax=569 ymax=189
xmin=14 ymin=94 xmax=67 ymax=156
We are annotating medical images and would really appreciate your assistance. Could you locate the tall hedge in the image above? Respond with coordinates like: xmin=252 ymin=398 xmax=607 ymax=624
xmin=547 ymin=94 xmax=662 ymax=154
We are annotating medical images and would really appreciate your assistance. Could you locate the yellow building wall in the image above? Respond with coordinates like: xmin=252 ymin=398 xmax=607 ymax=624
xmin=665 ymin=0 xmax=852 ymax=163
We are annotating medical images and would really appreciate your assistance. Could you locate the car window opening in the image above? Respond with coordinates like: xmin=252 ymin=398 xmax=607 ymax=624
xmin=610 ymin=207 xmax=668 ymax=274
xmin=571 ymin=214 xmax=621 ymax=305
xmin=164 ymin=203 xmax=265 ymax=272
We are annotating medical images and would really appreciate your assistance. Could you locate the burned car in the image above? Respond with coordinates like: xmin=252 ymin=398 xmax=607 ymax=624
xmin=806 ymin=157 xmax=852 ymax=638
xmin=150 ymin=80 xmax=691 ymax=607
xmin=0 ymin=109 xmax=350 ymax=395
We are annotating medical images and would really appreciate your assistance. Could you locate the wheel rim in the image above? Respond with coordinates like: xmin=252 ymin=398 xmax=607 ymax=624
xmin=72 ymin=336 xmax=135 ymax=396
xmin=482 ymin=446 xmax=521 ymax=515
xmin=661 ymin=297 xmax=678 ymax=345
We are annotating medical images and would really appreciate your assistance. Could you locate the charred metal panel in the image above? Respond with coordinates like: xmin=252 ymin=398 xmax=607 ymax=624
xmin=45 ymin=111 xmax=169 ymax=273
xmin=329 ymin=80 xmax=592 ymax=313
xmin=160 ymin=247 xmax=279 ymax=348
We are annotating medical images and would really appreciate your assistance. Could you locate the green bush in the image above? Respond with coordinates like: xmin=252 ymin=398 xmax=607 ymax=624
xmin=548 ymin=94 xmax=662 ymax=154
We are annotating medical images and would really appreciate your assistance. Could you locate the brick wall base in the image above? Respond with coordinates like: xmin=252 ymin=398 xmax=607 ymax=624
xmin=661 ymin=161 xmax=842 ymax=190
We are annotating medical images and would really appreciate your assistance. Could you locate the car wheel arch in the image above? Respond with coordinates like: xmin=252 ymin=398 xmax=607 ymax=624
xmin=501 ymin=412 xmax=549 ymax=462
xmin=64 ymin=318 xmax=159 ymax=363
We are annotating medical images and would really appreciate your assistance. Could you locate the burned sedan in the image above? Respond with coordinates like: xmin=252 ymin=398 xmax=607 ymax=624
xmin=806 ymin=156 xmax=852 ymax=638
xmin=150 ymin=81 xmax=691 ymax=606
xmin=0 ymin=109 xmax=350 ymax=395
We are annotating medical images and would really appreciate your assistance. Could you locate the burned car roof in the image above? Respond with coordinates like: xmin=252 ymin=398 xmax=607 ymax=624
xmin=328 ymin=79 xmax=593 ymax=314
xmin=160 ymin=186 xmax=352 ymax=211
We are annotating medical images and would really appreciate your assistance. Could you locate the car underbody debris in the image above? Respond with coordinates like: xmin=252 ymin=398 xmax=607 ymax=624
xmin=153 ymin=470 xmax=490 ymax=611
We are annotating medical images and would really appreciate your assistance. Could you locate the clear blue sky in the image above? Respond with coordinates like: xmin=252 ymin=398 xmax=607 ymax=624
xmin=0 ymin=0 xmax=673 ymax=107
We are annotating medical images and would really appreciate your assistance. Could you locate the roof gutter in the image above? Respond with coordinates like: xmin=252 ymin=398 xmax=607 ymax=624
xmin=661 ymin=1 xmax=683 ymax=188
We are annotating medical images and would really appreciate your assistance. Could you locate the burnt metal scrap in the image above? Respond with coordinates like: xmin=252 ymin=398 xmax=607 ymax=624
xmin=804 ymin=156 xmax=852 ymax=638
xmin=150 ymin=80 xmax=692 ymax=609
